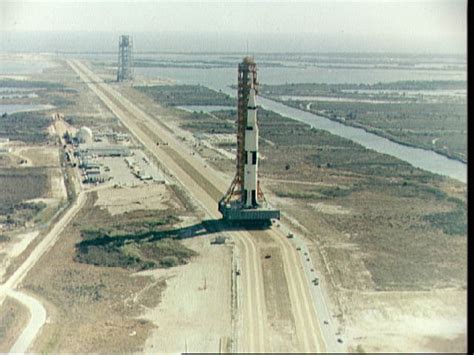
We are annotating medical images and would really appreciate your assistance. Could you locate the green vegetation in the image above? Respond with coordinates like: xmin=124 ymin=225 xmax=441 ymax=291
xmin=0 ymin=235 xmax=11 ymax=243
xmin=214 ymin=108 xmax=436 ymax=180
xmin=0 ymin=111 xmax=51 ymax=143
xmin=0 ymin=79 xmax=65 ymax=89
xmin=135 ymin=84 xmax=235 ymax=106
xmin=0 ymin=78 xmax=75 ymax=109
xmin=133 ymin=59 xmax=232 ymax=68
xmin=258 ymin=108 xmax=466 ymax=289
xmin=262 ymin=81 xmax=467 ymax=162
xmin=276 ymin=184 xmax=354 ymax=200
xmin=76 ymin=236 xmax=196 ymax=270
xmin=75 ymin=198 xmax=197 ymax=271
xmin=0 ymin=201 xmax=47 ymax=228
xmin=132 ymin=83 xmax=466 ymax=290
xmin=206 ymin=98 xmax=467 ymax=291
xmin=181 ymin=114 xmax=235 ymax=134
xmin=0 ymin=167 xmax=49 ymax=227
xmin=0 ymin=201 xmax=47 ymax=216
xmin=0 ymin=168 xmax=49 ymax=206
xmin=261 ymin=80 xmax=466 ymax=96
xmin=423 ymin=206 xmax=467 ymax=236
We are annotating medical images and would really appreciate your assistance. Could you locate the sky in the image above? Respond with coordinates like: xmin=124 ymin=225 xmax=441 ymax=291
xmin=0 ymin=0 xmax=467 ymax=53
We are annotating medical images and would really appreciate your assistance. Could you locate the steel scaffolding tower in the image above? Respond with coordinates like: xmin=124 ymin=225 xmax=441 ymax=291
xmin=218 ymin=57 xmax=280 ymax=224
xmin=117 ymin=35 xmax=133 ymax=82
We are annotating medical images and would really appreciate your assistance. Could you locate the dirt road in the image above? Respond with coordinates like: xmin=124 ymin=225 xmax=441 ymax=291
xmin=68 ymin=59 xmax=334 ymax=352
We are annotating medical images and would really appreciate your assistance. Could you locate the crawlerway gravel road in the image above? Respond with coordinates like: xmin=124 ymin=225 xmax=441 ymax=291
xmin=68 ymin=59 xmax=343 ymax=352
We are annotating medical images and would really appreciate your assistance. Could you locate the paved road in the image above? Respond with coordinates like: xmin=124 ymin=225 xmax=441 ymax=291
xmin=0 ymin=190 xmax=86 ymax=353
xmin=69 ymin=59 xmax=335 ymax=352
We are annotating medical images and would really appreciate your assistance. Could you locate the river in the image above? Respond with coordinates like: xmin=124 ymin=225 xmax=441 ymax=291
xmin=0 ymin=104 xmax=54 ymax=115
xmin=135 ymin=65 xmax=467 ymax=183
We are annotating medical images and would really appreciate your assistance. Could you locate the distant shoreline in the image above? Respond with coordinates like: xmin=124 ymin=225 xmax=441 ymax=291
xmin=0 ymin=104 xmax=55 ymax=115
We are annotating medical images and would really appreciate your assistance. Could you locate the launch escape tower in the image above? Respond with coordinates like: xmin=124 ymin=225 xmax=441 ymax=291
xmin=218 ymin=57 xmax=280 ymax=224
xmin=117 ymin=35 xmax=133 ymax=82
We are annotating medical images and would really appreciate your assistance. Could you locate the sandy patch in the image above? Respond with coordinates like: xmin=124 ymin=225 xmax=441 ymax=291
xmin=0 ymin=231 xmax=40 ymax=280
xmin=139 ymin=236 xmax=232 ymax=353
xmin=52 ymin=119 xmax=78 ymax=139
xmin=7 ymin=104 xmax=55 ymax=114
xmin=0 ymin=75 xmax=30 ymax=81
xmin=16 ymin=146 xmax=60 ymax=167
xmin=343 ymin=289 xmax=467 ymax=352
xmin=267 ymin=195 xmax=298 ymax=209
xmin=94 ymin=184 xmax=180 ymax=216
xmin=48 ymin=169 xmax=67 ymax=200
xmin=311 ymin=202 xmax=351 ymax=215
xmin=7 ymin=148 xmax=32 ymax=167
xmin=8 ymin=231 xmax=39 ymax=258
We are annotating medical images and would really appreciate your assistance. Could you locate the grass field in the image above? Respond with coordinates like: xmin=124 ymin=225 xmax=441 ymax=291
xmin=256 ymin=109 xmax=466 ymax=290
xmin=0 ymin=168 xmax=49 ymax=206
xmin=0 ymin=297 xmax=30 ymax=352
xmin=135 ymin=84 xmax=235 ymax=106
xmin=261 ymin=81 xmax=467 ymax=162
xmin=75 ymin=192 xmax=198 ymax=271
xmin=0 ymin=111 xmax=52 ymax=143
xmin=23 ymin=194 xmax=164 ymax=353
xmin=0 ymin=168 xmax=50 ymax=228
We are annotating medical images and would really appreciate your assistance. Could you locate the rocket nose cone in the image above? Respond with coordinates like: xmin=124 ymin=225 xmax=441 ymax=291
xmin=248 ymin=88 xmax=256 ymax=108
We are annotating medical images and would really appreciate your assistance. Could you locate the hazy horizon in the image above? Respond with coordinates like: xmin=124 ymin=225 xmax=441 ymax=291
xmin=0 ymin=1 xmax=467 ymax=54
xmin=0 ymin=30 xmax=467 ymax=54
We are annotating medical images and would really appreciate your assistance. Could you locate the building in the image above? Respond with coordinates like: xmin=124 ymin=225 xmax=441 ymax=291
xmin=76 ymin=126 xmax=93 ymax=144
xmin=84 ymin=174 xmax=109 ymax=184
xmin=77 ymin=146 xmax=131 ymax=158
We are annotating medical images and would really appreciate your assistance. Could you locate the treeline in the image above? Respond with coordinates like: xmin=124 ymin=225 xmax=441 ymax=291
xmin=0 ymin=79 xmax=64 ymax=89
xmin=261 ymin=80 xmax=467 ymax=95
xmin=0 ymin=111 xmax=50 ymax=143
xmin=136 ymin=84 xmax=235 ymax=106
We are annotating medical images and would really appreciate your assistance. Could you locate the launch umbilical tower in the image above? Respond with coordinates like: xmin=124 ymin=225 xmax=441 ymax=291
xmin=218 ymin=57 xmax=280 ymax=224
xmin=117 ymin=35 xmax=133 ymax=82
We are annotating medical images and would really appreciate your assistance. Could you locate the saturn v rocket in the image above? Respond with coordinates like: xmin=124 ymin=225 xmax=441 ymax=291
xmin=243 ymin=87 xmax=259 ymax=207
xmin=218 ymin=57 xmax=280 ymax=223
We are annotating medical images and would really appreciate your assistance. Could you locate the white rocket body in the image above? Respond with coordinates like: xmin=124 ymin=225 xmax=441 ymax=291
xmin=243 ymin=88 xmax=259 ymax=208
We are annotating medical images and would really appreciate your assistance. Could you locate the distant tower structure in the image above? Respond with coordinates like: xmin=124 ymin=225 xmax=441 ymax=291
xmin=218 ymin=57 xmax=280 ymax=225
xmin=117 ymin=35 xmax=133 ymax=82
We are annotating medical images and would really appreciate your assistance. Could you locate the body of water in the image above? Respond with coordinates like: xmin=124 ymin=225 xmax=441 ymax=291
xmin=0 ymin=104 xmax=53 ymax=115
xmin=0 ymin=93 xmax=38 ymax=99
xmin=0 ymin=60 xmax=54 ymax=75
xmin=257 ymin=96 xmax=467 ymax=183
xmin=136 ymin=64 xmax=466 ymax=86
xmin=135 ymin=62 xmax=466 ymax=183
xmin=277 ymin=95 xmax=401 ymax=104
